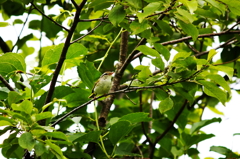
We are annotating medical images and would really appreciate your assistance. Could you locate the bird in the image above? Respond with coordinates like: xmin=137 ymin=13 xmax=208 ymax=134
xmin=88 ymin=71 xmax=114 ymax=98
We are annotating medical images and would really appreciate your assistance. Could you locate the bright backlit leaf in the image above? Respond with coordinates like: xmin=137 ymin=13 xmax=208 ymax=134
xmin=159 ymin=97 xmax=174 ymax=113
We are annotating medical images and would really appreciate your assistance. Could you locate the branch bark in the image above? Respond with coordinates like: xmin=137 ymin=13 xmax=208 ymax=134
xmin=149 ymin=100 xmax=188 ymax=159
xmin=43 ymin=0 xmax=87 ymax=121
xmin=98 ymin=29 xmax=129 ymax=127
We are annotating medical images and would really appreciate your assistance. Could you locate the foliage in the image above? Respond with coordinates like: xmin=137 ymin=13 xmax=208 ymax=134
xmin=0 ymin=0 xmax=240 ymax=159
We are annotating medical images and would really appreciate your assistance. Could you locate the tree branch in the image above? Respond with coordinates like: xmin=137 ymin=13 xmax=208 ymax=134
xmin=11 ymin=5 xmax=32 ymax=52
xmin=139 ymin=91 xmax=154 ymax=147
xmin=51 ymin=56 xmax=239 ymax=126
xmin=0 ymin=37 xmax=10 ymax=53
xmin=0 ymin=75 xmax=15 ymax=91
xmin=70 ymin=0 xmax=78 ymax=8
xmin=44 ymin=0 xmax=87 ymax=106
xmin=71 ymin=19 xmax=104 ymax=44
xmin=98 ymin=29 xmax=129 ymax=127
xmin=131 ymin=30 xmax=240 ymax=62
xmin=149 ymin=100 xmax=188 ymax=159
xmin=119 ymin=0 xmax=180 ymax=75
xmin=31 ymin=2 xmax=70 ymax=32
xmin=194 ymin=37 xmax=238 ymax=57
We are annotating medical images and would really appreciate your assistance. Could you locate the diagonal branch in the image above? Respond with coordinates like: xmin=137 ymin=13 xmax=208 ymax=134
xmin=0 ymin=75 xmax=15 ymax=91
xmin=71 ymin=19 xmax=104 ymax=44
xmin=11 ymin=5 xmax=33 ymax=52
xmin=130 ymin=30 xmax=240 ymax=62
xmin=194 ymin=37 xmax=238 ymax=57
xmin=44 ymin=0 xmax=87 ymax=106
xmin=139 ymin=91 xmax=154 ymax=147
xmin=71 ymin=0 xmax=78 ymax=8
xmin=149 ymin=100 xmax=188 ymax=159
xmin=31 ymin=2 xmax=70 ymax=32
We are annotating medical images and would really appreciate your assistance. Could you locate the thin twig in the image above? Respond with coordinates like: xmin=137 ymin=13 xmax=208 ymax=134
xmin=225 ymin=21 xmax=240 ymax=32
xmin=0 ymin=75 xmax=15 ymax=91
xmin=11 ymin=5 xmax=33 ymax=52
xmin=31 ymin=2 xmax=70 ymax=32
xmin=80 ymin=17 xmax=109 ymax=22
xmin=194 ymin=37 xmax=238 ymax=57
xmin=161 ymin=30 xmax=240 ymax=46
xmin=149 ymin=100 xmax=188 ymax=159
xmin=139 ymin=91 xmax=154 ymax=147
xmin=71 ymin=0 xmax=78 ymax=8
xmin=71 ymin=20 xmax=104 ymax=44
xmin=130 ymin=30 xmax=240 ymax=62
xmin=185 ymin=42 xmax=200 ymax=54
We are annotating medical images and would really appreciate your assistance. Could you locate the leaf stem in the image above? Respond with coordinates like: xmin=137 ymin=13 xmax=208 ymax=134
xmin=97 ymin=27 xmax=123 ymax=70
xmin=94 ymin=103 xmax=110 ymax=158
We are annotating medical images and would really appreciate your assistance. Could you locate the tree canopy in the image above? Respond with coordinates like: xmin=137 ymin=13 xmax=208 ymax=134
xmin=0 ymin=0 xmax=240 ymax=158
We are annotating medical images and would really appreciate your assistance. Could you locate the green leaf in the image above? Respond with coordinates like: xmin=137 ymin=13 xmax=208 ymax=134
xmin=152 ymin=57 xmax=165 ymax=70
xmin=207 ymin=106 xmax=224 ymax=115
xmin=156 ymin=20 xmax=173 ymax=36
xmin=159 ymin=96 xmax=174 ymax=113
xmin=176 ymin=8 xmax=196 ymax=23
xmin=137 ymin=2 xmax=162 ymax=23
xmin=234 ymin=133 xmax=240 ymax=136
xmin=109 ymin=121 xmax=133 ymax=145
xmin=19 ymin=132 xmax=35 ymax=151
xmin=45 ymin=140 xmax=66 ymax=159
xmin=178 ymin=20 xmax=199 ymax=41
xmin=190 ymin=117 xmax=221 ymax=134
xmin=210 ymin=146 xmax=240 ymax=157
xmin=77 ymin=61 xmax=101 ymax=90
xmin=34 ymin=141 xmax=46 ymax=157
xmin=220 ymin=0 xmax=240 ymax=16
xmin=130 ymin=20 xmax=149 ymax=35
xmin=74 ymin=131 xmax=101 ymax=143
xmin=42 ymin=15 xmax=62 ymax=39
xmin=135 ymin=65 xmax=152 ymax=81
xmin=206 ymin=74 xmax=231 ymax=93
xmin=207 ymin=49 xmax=217 ymax=61
xmin=66 ymin=43 xmax=88 ymax=59
xmin=0 ymin=116 xmax=16 ymax=126
xmin=182 ymin=132 xmax=215 ymax=147
xmin=68 ymin=133 xmax=85 ymax=142
xmin=0 ymin=22 xmax=9 ymax=27
xmin=11 ymin=100 xmax=33 ymax=114
xmin=206 ymin=0 xmax=226 ymax=15
xmin=197 ymin=80 xmax=227 ymax=105
xmin=0 ymin=53 xmax=26 ymax=75
xmin=20 ymin=100 xmax=33 ymax=114
xmin=119 ymin=112 xmax=151 ymax=123
xmin=42 ymin=44 xmax=63 ymax=66
xmin=34 ymin=112 xmax=53 ymax=121
xmin=126 ymin=0 xmax=142 ymax=9
xmin=8 ymin=91 xmax=24 ymax=105
xmin=63 ymin=88 xmax=89 ymax=107
xmin=209 ymin=65 xmax=234 ymax=79
xmin=136 ymin=45 xmax=160 ymax=58
xmin=44 ymin=132 xmax=69 ymax=141
xmin=154 ymin=43 xmax=170 ymax=61
xmin=179 ymin=0 xmax=198 ymax=14
xmin=109 ymin=5 xmax=126 ymax=26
